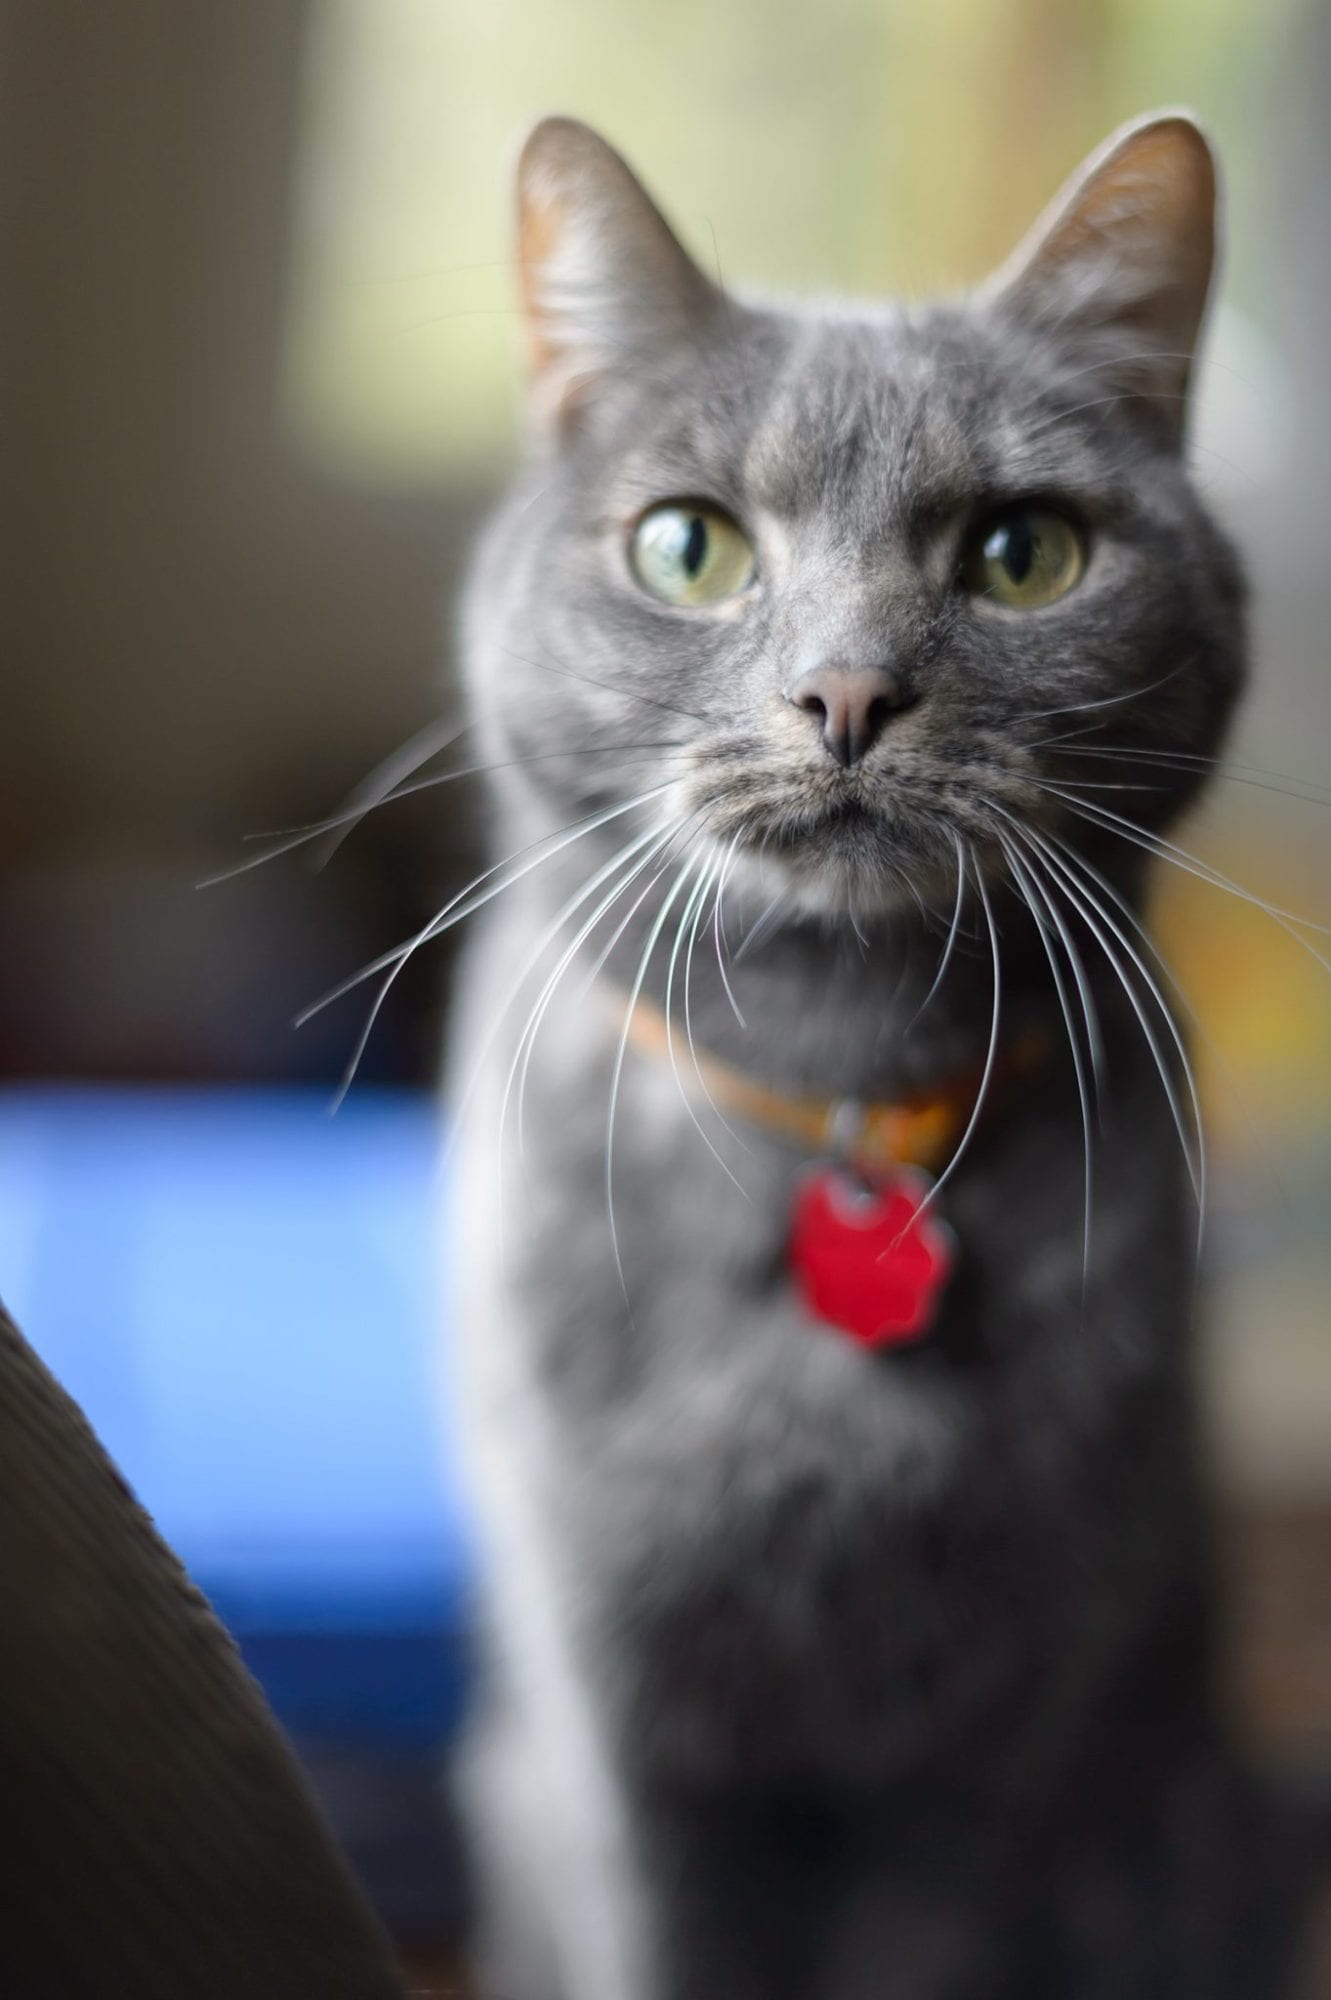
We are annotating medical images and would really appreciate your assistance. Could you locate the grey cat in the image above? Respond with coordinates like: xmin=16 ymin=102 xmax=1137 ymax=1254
xmin=447 ymin=113 xmax=1314 ymax=1998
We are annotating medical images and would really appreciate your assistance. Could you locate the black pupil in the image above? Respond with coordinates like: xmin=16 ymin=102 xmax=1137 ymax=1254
xmin=997 ymin=514 xmax=1035 ymax=582
xmin=681 ymin=515 xmax=708 ymax=577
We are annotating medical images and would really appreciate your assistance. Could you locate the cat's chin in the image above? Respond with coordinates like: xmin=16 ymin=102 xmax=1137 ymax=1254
xmin=717 ymin=812 xmax=954 ymax=926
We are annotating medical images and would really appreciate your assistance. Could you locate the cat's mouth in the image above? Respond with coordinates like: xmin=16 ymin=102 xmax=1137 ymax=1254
xmin=704 ymin=785 xmax=965 ymax=918
xmin=791 ymin=798 xmax=876 ymax=829
xmin=724 ymin=779 xmax=953 ymax=859
xmin=771 ymin=798 xmax=883 ymax=852
xmin=678 ymin=742 xmax=1016 ymax=914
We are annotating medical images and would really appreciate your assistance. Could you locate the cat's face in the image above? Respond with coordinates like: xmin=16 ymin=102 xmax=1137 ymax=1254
xmin=465 ymin=115 xmax=1244 ymax=920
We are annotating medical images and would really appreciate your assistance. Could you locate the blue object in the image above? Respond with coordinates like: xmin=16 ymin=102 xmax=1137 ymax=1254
xmin=0 ymin=1085 xmax=475 ymax=1929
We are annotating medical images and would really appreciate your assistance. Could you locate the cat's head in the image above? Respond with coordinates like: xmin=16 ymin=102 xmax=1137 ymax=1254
xmin=464 ymin=112 xmax=1244 ymax=919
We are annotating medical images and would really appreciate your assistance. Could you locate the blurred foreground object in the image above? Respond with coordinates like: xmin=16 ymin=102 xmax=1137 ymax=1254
xmin=0 ymin=1085 xmax=475 ymax=1940
xmin=0 ymin=1290 xmax=407 ymax=2000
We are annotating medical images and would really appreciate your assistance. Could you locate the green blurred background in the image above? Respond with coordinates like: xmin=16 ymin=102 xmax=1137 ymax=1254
xmin=1 ymin=0 xmax=1327 ymax=1589
xmin=286 ymin=0 xmax=1289 ymax=483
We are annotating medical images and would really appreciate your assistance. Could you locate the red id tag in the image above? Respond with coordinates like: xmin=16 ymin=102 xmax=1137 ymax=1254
xmin=789 ymin=1166 xmax=955 ymax=1349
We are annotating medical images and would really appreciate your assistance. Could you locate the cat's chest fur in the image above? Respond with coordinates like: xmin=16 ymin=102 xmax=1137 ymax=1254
xmin=453 ymin=890 xmax=1200 ymax=1787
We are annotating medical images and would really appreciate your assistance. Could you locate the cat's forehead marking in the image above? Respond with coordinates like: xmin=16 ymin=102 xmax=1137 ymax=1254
xmin=741 ymin=313 xmax=981 ymax=528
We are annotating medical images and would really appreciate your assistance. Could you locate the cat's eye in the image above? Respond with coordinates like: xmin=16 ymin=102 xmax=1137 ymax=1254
xmin=960 ymin=507 xmax=1087 ymax=611
xmin=629 ymin=503 xmax=756 ymax=608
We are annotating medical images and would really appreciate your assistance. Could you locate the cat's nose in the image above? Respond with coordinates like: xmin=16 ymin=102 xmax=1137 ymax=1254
xmin=785 ymin=661 xmax=914 ymax=769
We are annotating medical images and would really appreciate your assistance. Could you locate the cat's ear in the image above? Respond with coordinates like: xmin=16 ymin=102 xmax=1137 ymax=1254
xmin=516 ymin=117 xmax=723 ymax=432
xmin=984 ymin=111 xmax=1217 ymax=440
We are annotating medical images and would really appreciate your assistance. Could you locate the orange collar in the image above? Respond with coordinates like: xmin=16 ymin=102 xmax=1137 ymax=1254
xmin=622 ymin=999 xmax=1043 ymax=1175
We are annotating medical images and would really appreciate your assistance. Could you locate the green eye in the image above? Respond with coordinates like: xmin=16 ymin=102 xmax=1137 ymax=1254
xmin=960 ymin=507 xmax=1086 ymax=610
xmin=629 ymin=503 xmax=755 ymax=607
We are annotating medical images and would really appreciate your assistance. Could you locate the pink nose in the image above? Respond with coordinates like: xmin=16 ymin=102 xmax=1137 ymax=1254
xmin=785 ymin=661 xmax=913 ymax=768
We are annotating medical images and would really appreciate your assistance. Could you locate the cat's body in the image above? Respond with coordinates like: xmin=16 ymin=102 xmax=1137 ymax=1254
xmin=448 ymin=117 xmax=1311 ymax=1997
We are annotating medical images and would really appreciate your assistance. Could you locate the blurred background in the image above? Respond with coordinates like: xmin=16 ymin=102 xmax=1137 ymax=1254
xmin=1 ymin=0 xmax=1328 ymax=1965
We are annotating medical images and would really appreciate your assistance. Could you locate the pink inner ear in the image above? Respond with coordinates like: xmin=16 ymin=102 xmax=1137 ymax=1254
xmin=512 ymin=116 xmax=722 ymax=430
xmin=1039 ymin=123 xmax=1214 ymax=269
xmin=989 ymin=115 xmax=1217 ymax=385
xmin=517 ymin=177 xmax=568 ymax=383
xmin=1031 ymin=125 xmax=1207 ymax=314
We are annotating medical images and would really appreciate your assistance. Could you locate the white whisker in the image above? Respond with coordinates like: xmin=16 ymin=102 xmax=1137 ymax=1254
xmin=198 ymin=742 xmax=686 ymax=886
xmin=605 ymin=853 xmax=699 ymax=1312
xmin=502 ymin=817 xmax=684 ymax=1172
xmin=685 ymin=854 xmax=753 ymax=1161
xmin=711 ymin=832 xmax=747 ymax=1029
xmin=1040 ymin=742 xmax=1331 ymax=813
xmin=908 ymin=830 xmax=967 ymax=1030
xmin=734 ymin=885 xmax=788 ymax=962
xmin=452 ymin=816 xmax=673 ymax=1176
xmin=1013 ymin=659 xmax=1195 ymax=730
xmin=1017 ymin=817 xmax=1206 ymax=1241
xmin=998 ymin=831 xmax=1095 ymax=1296
xmin=1037 ymin=825 xmax=1298 ymax=1217
xmin=663 ymin=855 xmax=750 ymax=1196
xmin=1039 ymin=785 xmax=1331 ymax=949
xmin=577 ymin=810 xmax=708 ymax=997
xmin=311 ymin=713 xmax=472 ymax=868
xmin=899 ymin=845 xmax=1002 ymax=1232
xmin=990 ymin=809 xmax=1104 ymax=1101
xmin=305 ymin=783 xmax=674 ymax=1107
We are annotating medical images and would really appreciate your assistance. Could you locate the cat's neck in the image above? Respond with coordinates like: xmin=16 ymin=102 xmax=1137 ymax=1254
xmin=613 ymin=895 xmax=1045 ymax=1102
xmin=513 ymin=839 xmax=1139 ymax=1105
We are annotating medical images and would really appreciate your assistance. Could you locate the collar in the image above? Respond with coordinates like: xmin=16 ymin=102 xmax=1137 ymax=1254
xmin=621 ymin=997 xmax=1044 ymax=1175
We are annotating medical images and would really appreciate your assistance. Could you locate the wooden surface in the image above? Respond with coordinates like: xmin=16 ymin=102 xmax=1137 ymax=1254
xmin=1228 ymin=1505 xmax=1331 ymax=1998
xmin=1225 ymin=1504 xmax=1331 ymax=1770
